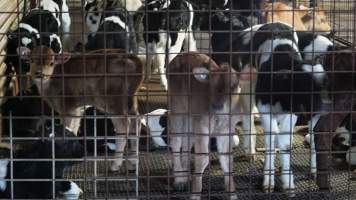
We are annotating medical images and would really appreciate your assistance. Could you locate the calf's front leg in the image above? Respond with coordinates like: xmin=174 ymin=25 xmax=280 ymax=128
xmin=216 ymin=133 xmax=237 ymax=200
xmin=110 ymin=118 xmax=130 ymax=172
xmin=63 ymin=107 xmax=84 ymax=136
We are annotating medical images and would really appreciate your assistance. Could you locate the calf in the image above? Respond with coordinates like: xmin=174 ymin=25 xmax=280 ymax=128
xmin=168 ymin=53 xmax=244 ymax=199
xmin=5 ymin=6 xmax=63 ymax=97
xmin=37 ymin=0 xmax=71 ymax=50
xmin=84 ymin=4 xmax=139 ymax=53
xmin=261 ymin=2 xmax=332 ymax=32
xmin=312 ymin=50 xmax=356 ymax=190
xmin=142 ymin=0 xmax=197 ymax=90
xmin=17 ymin=46 xmax=144 ymax=172
xmin=0 ymin=125 xmax=84 ymax=199
xmin=84 ymin=0 xmax=142 ymax=36
xmin=249 ymin=22 xmax=330 ymax=195
xmin=1 ymin=85 xmax=55 ymax=145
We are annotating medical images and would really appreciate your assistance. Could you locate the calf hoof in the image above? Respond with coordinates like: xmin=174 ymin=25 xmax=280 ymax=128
xmin=110 ymin=162 xmax=122 ymax=172
xmin=263 ymin=185 xmax=274 ymax=193
xmin=227 ymin=193 xmax=238 ymax=200
xmin=190 ymin=194 xmax=201 ymax=200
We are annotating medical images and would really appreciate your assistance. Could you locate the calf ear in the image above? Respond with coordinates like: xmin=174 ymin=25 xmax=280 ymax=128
xmin=193 ymin=67 xmax=209 ymax=82
xmin=16 ymin=46 xmax=31 ymax=60
xmin=55 ymin=52 xmax=71 ymax=64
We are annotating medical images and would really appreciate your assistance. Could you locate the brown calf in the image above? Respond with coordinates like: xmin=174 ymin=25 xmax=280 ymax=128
xmin=314 ymin=49 xmax=356 ymax=190
xmin=18 ymin=46 xmax=144 ymax=171
xmin=262 ymin=2 xmax=331 ymax=32
xmin=168 ymin=53 xmax=246 ymax=200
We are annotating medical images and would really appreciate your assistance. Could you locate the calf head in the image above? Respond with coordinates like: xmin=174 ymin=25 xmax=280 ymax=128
xmin=299 ymin=5 xmax=332 ymax=32
xmin=193 ymin=63 xmax=240 ymax=111
xmin=17 ymin=46 xmax=70 ymax=84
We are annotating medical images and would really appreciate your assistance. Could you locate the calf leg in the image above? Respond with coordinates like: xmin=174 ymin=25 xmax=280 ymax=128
xmin=63 ymin=107 xmax=84 ymax=136
xmin=169 ymin=115 xmax=189 ymax=188
xmin=191 ymin=122 xmax=209 ymax=200
xmin=240 ymin=80 xmax=257 ymax=160
xmin=110 ymin=117 xmax=130 ymax=172
xmin=156 ymin=30 xmax=185 ymax=90
xmin=278 ymin=114 xmax=298 ymax=196
xmin=307 ymin=114 xmax=321 ymax=179
xmin=184 ymin=31 xmax=197 ymax=52
xmin=144 ymin=43 xmax=155 ymax=81
xmin=61 ymin=3 xmax=71 ymax=51
xmin=259 ymin=104 xmax=278 ymax=193
xmin=314 ymin=94 xmax=352 ymax=190
xmin=216 ymin=135 xmax=237 ymax=200
xmin=127 ymin=117 xmax=141 ymax=171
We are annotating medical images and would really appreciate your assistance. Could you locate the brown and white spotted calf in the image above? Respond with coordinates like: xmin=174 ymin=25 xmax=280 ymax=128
xmin=17 ymin=46 xmax=144 ymax=171
xmin=168 ymin=53 xmax=250 ymax=200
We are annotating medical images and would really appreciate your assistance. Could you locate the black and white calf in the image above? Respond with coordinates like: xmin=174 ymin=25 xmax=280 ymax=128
xmin=0 ymin=125 xmax=84 ymax=199
xmin=142 ymin=0 xmax=197 ymax=90
xmin=37 ymin=0 xmax=71 ymax=50
xmin=84 ymin=6 xmax=137 ymax=52
xmin=84 ymin=0 xmax=142 ymax=38
xmin=246 ymin=22 xmax=330 ymax=194
xmin=5 ymin=7 xmax=63 ymax=95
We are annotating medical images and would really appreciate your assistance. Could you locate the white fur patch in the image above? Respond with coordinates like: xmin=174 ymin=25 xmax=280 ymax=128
xmin=161 ymin=0 xmax=171 ymax=9
xmin=120 ymin=0 xmax=142 ymax=11
xmin=106 ymin=143 xmax=117 ymax=151
xmin=49 ymin=34 xmax=62 ymax=53
xmin=303 ymin=35 xmax=333 ymax=61
xmin=0 ymin=160 xmax=9 ymax=192
xmin=39 ymin=0 xmax=61 ymax=26
xmin=143 ymin=109 xmax=168 ymax=147
xmin=258 ymin=39 xmax=300 ymax=66
xmin=336 ymin=126 xmax=350 ymax=146
xmin=65 ymin=127 xmax=74 ymax=133
xmin=302 ymin=64 xmax=325 ymax=84
xmin=62 ymin=181 xmax=83 ymax=200
xmin=223 ymin=0 xmax=228 ymax=6
xmin=21 ymin=37 xmax=32 ymax=47
xmin=241 ymin=24 xmax=263 ymax=45
xmin=19 ymin=23 xmax=40 ymax=38
xmin=104 ymin=16 xmax=128 ymax=31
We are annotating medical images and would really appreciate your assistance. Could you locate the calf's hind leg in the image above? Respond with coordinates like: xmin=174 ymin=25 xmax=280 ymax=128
xmin=191 ymin=120 xmax=209 ymax=200
xmin=278 ymin=114 xmax=298 ymax=196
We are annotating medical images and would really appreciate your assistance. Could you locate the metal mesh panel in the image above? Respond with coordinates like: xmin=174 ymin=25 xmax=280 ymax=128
xmin=0 ymin=0 xmax=355 ymax=199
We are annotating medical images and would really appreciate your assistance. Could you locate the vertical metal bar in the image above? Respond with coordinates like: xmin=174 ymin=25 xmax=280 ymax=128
xmin=51 ymin=109 xmax=55 ymax=199
xmin=9 ymin=111 xmax=13 ymax=200
xmin=135 ymin=116 xmax=139 ymax=198
xmin=93 ymin=108 xmax=98 ymax=198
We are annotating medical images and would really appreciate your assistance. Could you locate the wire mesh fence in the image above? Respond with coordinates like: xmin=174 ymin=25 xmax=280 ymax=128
xmin=0 ymin=0 xmax=355 ymax=199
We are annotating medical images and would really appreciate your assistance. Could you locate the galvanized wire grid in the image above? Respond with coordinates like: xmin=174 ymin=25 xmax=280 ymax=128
xmin=0 ymin=0 xmax=355 ymax=199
